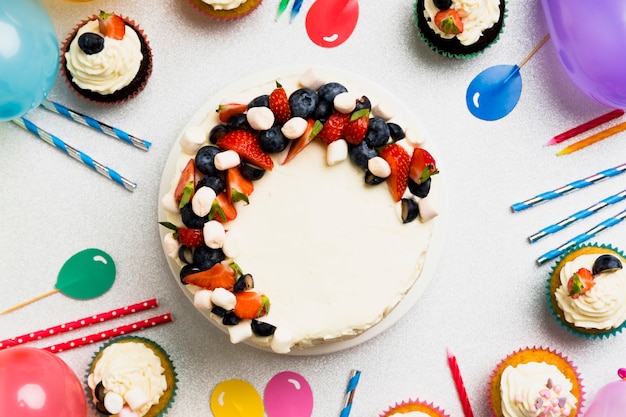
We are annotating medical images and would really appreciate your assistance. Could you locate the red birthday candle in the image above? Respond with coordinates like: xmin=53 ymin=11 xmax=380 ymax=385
xmin=447 ymin=348 xmax=474 ymax=417
xmin=547 ymin=109 xmax=624 ymax=145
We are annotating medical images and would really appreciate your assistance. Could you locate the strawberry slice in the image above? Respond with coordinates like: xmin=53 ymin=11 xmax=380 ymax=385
xmin=269 ymin=81 xmax=292 ymax=124
xmin=344 ymin=109 xmax=370 ymax=145
xmin=567 ymin=268 xmax=595 ymax=299
xmin=282 ymin=118 xmax=320 ymax=164
xmin=379 ymin=143 xmax=410 ymax=202
xmin=409 ymin=148 xmax=439 ymax=185
xmin=226 ymin=166 xmax=254 ymax=204
xmin=183 ymin=262 xmax=236 ymax=291
xmin=233 ymin=291 xmax=270 ymax=319
xmin=210 ymin=192 xmax=237 ymax=223
xmin=98 ymin=11 xmax=126 ymax=40
xmin=174 ymin=158 xmax=196 ymax=207
xmin=216 ymin=103 xmax=248 ymax=123
xmin=216 ymin=130 xmax=274 ymax=171
xmin=159 ymin=222 xmax=204 ymax=248
xmin=317 ymin=112 xmax=350 ymax=145
xmin=434 ymin=9 xmax=464 ymax=35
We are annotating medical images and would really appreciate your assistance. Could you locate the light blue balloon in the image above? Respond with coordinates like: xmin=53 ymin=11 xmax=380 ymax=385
xmin=0 ymin=0 xmax=59 ymax=122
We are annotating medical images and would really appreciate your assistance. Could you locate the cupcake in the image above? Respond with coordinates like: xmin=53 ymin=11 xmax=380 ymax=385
xmin=188 ymin=0 xmax=262 ymax=20
xmin=548 ymin=243 xmax=626 ymax=339
xmin=62 ymin=11 xmax=152 ymax=104
xmin=489 ymin=347 xmax=583 ymax=417
xmin=86 ymin=336 xmax=177 ymax=417
xmin=414 ymin=0 xmax=506 ymax=58
xmin=379 ymin=399 xmax=450 ymax=417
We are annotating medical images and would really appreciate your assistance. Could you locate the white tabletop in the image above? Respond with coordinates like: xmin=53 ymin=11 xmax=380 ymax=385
xmin=1 ymin=1 xmax=626 ymax=416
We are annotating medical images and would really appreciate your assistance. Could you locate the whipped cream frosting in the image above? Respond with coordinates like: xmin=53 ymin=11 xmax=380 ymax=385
xmin=88 ymin=342 xmax=167 ymax=417
xmin=394 ymin=411 xmax=431 ymax=417
xmin=202 ymin=0 xmax=248 ymax=10
xmin=555 ymin=253 xmax=626 ymax=330
xmin=424 ymin=0 xmax=500 ymax=46
xmin=500 ymin=362 xmax=577 ymax=417
xmin=65 ymin=19 xmax=143 ymax=94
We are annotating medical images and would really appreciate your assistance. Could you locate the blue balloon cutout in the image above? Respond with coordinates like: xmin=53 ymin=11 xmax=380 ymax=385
xmin=0 ymin=0 xmax=59 ymax=122
xmin=466 ymin=64 xmax=523 ymax=121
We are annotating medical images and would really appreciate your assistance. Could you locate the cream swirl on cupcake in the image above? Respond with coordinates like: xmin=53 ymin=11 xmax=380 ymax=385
xmin=554 ymin=254 xmax=626 ymax=330
xmin=65 ymin=19 xmax=143 ymax=95
xmin=424 ymin=0 xmax=500 ymax=45
xmin=202 ymin=0 xmax=248 ymax=10
xmin=500 ymin=362 xmax=577 ymax=417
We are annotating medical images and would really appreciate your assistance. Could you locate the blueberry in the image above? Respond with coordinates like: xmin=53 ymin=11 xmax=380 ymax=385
xmin=193 ymin=245 xmax=226 ymax=270
xmin=401 ymin=198 xmax=420 ymax=223
xmin=387 ymin=122 xmax=405 ymax=141
xmin=592 ymin=254 xmax=623 ymax=275
xmin=94 ymin=382 xmax=106 ymax=403
xmin=289 ymin=88 xmax=319 ymax=118
xmin=433 ymin=0 xmax=452 ymax=10
xmin=349 ymin=141 xmax=378 ymax=170
xmin=233 ymin=273 xmax=254 ymax=292
xmin=258 ymin=125 xmax=289 ymax=153
xmin=195 ymin=146 xmax=220 ymax=175
xmin=318 ymin=82 xmax=348 ymax=103
xmin=211 ymin=306 xmax=227 ymax=317
xmin=178 ymin=245 xmax=194 ymax=264
xmin=222 ymin=311 xmax=240 ymax=326
xmin=180 ymin=203 xmax=208 ymax=229
xmin=180 ymin=264 xmax=201 ymax=284
xmin=248 ymin=94 xmax=270 ymax=109
xmin=251 ymin=319 xmax=276 ymax=337
xmin=209 ymin=124 xmax=229 ymax=144
xmin=239 ymin=162 xmax=265 ymax=181
xmin=227 ymin=114 xmax=250 ymax=130
xmin=77 ymin=32 xmax=104 ymax=55
xmin=364 ymin=170 xmax=385 ymax=185
xmin=355 ymin=96 xmax=372 ymax=112
xmin=408 ymin=177 xmax=431 ymax=198
xmin=364 ymin=117 xmax=390 ymax=148
xmin=196 ymin=175 xmax=225 ymax=194
xmin=313 ymin=100 xmax=334 ymax=123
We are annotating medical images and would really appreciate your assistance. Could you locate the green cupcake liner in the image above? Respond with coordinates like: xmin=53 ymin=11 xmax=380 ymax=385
xmin=84 ymin=336 xmax=178 ymax=417
xmin=546 ymin=242 xmax=626 ymax=340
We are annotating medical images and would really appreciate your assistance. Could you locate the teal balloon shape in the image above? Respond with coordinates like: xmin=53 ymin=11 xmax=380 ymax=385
xmin=0 ymin=0 xmax=59 ymax=122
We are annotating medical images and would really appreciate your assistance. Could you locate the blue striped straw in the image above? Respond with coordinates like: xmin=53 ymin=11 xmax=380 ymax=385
xmin=340 ymin=370 xmax=361 ymax=417
xmin=528 ymin=189 xmax=626 ymax=243
xmin=511 ymin=163 xmax=626 ymax=212
xmin=41 ymin=100 xmax=151 ymax=151
xmin=12 ymin=117 xmax=137 ymax=191
xmin=536 ymin=207 xmax=626 ymax=265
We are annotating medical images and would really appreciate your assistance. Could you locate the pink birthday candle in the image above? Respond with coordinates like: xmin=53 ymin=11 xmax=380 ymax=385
xmin=447 ymin=348 xmax=474 ymax=417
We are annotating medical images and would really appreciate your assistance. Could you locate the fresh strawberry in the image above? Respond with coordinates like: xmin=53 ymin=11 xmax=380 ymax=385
xmin=174 ymin=158 xmax=196 ymax=208
xmin=282 ymin=118 xmax=320 ymax=164
xmin=226 ymin=166 xmax=254 ymax=204
xmin=216 ymin=103 xmax=248 ymax=123
xmin=159 ymin=222 xmax=204 ymax=248
xmin=233 ymin=291 xmax=270 ymax=319
xmin=434 ymin=9 xmax=464 ymax=35
xmin=269 ymin=81 xmax=292 ymax=124
xmin=344 ymin=109 xmax=370 ymax=145
xmin=379 ymin=143 xmax=410 ymax=202
xmin=216 ymin=130 xmax=274 ymax=171
xmin=317 ymin=113 xmax=350 ymax=145
xmin=183 ymin=262 xmax=236 ymax=291
xmin=409 ymin=148 xmax=439 ymax=185
xmin=98 ymin=11 xmax=126 ymax=40
xmin=209 ymin=192 xmax=237 ymax=223
xmin=567 ymin=268 xmax=595 ymax=299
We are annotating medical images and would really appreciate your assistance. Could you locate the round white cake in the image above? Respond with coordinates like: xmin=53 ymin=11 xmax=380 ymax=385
xmin=158 ymin=66 xmax=446 ymax=354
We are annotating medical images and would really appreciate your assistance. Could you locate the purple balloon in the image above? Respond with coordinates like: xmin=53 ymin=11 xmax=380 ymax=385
xmin=541 ymin=0 xmax=626 ymax=109
xmin=584 ymin=380 xmax=626 ymax=417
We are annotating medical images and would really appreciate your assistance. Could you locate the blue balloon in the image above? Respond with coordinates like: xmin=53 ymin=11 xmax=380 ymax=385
xmin=0 ymin=0 xmax=59 ymax=122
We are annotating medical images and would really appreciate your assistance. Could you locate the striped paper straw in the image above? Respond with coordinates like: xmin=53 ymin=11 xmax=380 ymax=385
xmin=12 ymin=117 xmax=137 ymax=191
xmin=511 ymin=162 xmax=626 ymax=212
xmin=340 ymin=370 xmax=361 ymax=417
xmin=44 ymin=312 xmax=172 ymax=353
xmin=528 ymin=189 xmax=626 ymax=243
xmin=41 ymin=100 xmax=151 ymax=151
xmin=536 ymin=207 xmax=626 ymax=265
xmin=0 ymin=299 xmax=158 ymax=350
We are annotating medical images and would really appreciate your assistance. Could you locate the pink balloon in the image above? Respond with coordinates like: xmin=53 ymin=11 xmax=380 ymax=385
xmin=0 ymin=347 xmax=86 ymax=417
xmin=584 ymin=380 xmax=626 ymax=417
xmin=541 ymin=0 xmax=626 ymax=109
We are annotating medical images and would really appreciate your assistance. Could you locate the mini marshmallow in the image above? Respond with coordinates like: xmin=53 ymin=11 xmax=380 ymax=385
xmin=104 ymin=392 xmax=124 ymax=415
xmin=117 ymin=407 xmax=139 ymax=417
xmin=368 ymin=156 xmax=391 ymax=178
xmin=372 ymin=102 xmax=394 ymax=121
xmin=395 ymin=138 xmax=415 ymax=155
xmin=180 ymin=126 xmax=206 ymax=154
xmin=270 ymin=327 xmax=293 ymax=354
xmin=222 ymin=231 xmax=240 ymax=258
xmin=281 ymin=117 xmax=308 ymax=139
xmin=228 ymin=320 xmax=253 ymax=344
xmin=203 ymin=220 xmax=226 ymax=249
xmin=405 ymin=127 xmax=425 ymax=147
xmin=193 ymin=289 xmax=213 ymax=311
xmin=326 ymin=139 xmax=348 ymax=165
xmin=214 ymin=150 xmax=241 ymax=171
xmin=247 ymin=106 xmax=275 ymax=131
xmin=161 ymin=192 xmax=180 ymax=214
xmin=124 ymin=387 xmax=149 ymax=412
xmin=211 ymin=287 xmax=237 ymax=310
xmin=333 ymin=92 xmax=357 ymax=114
xmin=418 ymin=195 xmax=439 ymax=222
xmin=299 ymin=67 xmax=327 ymax=90
xmin=163 ymin=233 xmax=180 ymax=259
xmin=192 ymin=186 xmax=217 ymax=217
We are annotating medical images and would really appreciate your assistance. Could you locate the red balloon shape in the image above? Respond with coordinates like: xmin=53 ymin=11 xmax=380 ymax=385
xmin=0 ymin=347 xmax=86 ymax=417
xmin=305 ymin=0 xmax=359 ymax=48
